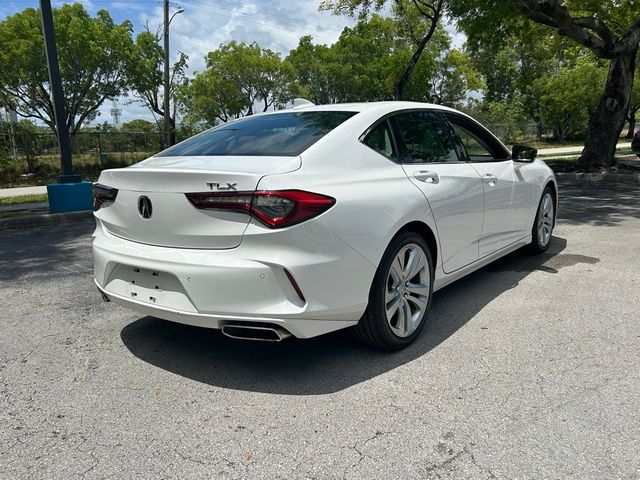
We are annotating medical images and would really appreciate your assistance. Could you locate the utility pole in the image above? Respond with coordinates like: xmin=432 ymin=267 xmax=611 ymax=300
xmin=39 ymin=0 xmax=80 ymax=183
xmin=163 ymin=0 xmax=171 ymax=149
xmin=162 ymin=2 xmax=184 ymax=150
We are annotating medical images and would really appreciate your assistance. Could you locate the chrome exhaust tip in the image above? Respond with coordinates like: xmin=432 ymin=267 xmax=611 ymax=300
xmin=221 ymin=323 xmax=292 ymax=342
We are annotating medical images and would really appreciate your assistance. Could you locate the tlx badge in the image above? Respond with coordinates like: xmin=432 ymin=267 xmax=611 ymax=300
xmin=207 ymin=182 xmax=237 ymax=191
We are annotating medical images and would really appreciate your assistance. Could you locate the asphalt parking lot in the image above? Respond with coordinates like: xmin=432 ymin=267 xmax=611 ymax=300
xmin=1 ymin=180 xmax=639 ymax=480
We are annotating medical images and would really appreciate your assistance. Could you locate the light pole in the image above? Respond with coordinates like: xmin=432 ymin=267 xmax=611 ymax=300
xmin=39 ymin=0 xmax=80 ymax=183
xmin=163 ymin=1 xmax=184 ymax=149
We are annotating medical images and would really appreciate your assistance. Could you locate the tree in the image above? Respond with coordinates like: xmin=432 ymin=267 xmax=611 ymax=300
xmin=125 ymin=30 xmax=188 ymax=146
xmin=177 ymin=42 xmax=295 ymax=128
xmin=463 ymin=99 xmax=533 ymax=143
xmin=331 ymin=14 xmax=426 ymax=101
xmin=532 ymin=56 xmax=606 ymax=141
xmin=449 ymin=0 xmax=640 ymax=171
xmin=178 ymin=69 xmax=249 ymax=128
xmin=320 ymin=0 xmax=445 ymax=100
xmin=287 ymin=16 xmax=470 ymax=105
xmin=120 ymin=119 xmax=160 ymax=151
xmin=286 ymin=36 xmax=345 ymax=104
xmin=425 ymin=49 xmax=484 ymax=107
xmin=121 ymin=119 xmax=157 ymax=133
xmin=205 ymin=41 xmax=296 ymax=115
xmin=625 ymin=73 xmax=640 ymax=138
xmin=469 ymin=25 xmax=564 ymax=139
xmin=0 ymin=4 xmax=133 ymax=145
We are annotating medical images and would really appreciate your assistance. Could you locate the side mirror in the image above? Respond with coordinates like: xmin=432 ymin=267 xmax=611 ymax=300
xmin=512 ymin=144 xmax=537 ymax=162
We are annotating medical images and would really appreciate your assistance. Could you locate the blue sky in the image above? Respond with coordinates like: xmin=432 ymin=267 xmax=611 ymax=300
xmin=0 ymin=0 xmax=464 ymax=125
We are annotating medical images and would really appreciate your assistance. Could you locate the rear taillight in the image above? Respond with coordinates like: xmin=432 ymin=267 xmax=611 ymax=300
xmin=93 ymin=183 xmax=118 ymax=211
xmin=185 ymin=190 xmax=335 ymax=228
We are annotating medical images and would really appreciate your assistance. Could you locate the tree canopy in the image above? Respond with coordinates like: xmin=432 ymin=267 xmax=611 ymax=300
xmin=125 ymin=30 xmax=188 ymax=146
xmin=320 ymin=0 xmax=445 ymax=99
xmin=448 ymin=0 xmax=640 ymax=170
xmin=0 ymin=3 xmax=133 ymax=142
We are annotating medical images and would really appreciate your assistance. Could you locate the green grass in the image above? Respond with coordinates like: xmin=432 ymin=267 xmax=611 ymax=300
xmin=34 ymin=151 xmax=154 ymax=167
xmin=514 ymin=139 xmax=632 ymax=150
xmin=525 ymin=140 xmax=585 ymax=149
xmin=0 ymin=150 xmax=150 ymax=188
xmin=0 ymin=210 xmax=32 ymax=219
xmin=0 ymin=193 xmax=48 ymax=206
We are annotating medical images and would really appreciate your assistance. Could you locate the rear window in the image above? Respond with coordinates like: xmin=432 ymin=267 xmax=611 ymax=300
xmin=157 ymin=111 xmax=357 ymax=157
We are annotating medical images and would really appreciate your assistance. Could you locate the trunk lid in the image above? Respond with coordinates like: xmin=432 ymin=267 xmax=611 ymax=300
xmin=95 ymin=155 xmax=300 ymax=249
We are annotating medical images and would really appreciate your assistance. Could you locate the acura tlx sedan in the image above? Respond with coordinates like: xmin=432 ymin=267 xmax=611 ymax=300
xmin=93 ymin=101 xmax=557 ymax=350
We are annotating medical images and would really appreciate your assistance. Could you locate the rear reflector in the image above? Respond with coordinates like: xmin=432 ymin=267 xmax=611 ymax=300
xmin=283 ymin=268 xmax=306 ymax=302
xmin=185 ymin=190 xmax=335 ymax=228
xmin=93 ymin=183 xmax=118 ymax=211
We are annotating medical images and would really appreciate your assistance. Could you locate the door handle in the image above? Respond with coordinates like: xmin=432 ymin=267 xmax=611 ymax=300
xmin=414 ymin=170 xmax=439 ymax=184
xmin=482 ymin=174 xmax=498 ymax=186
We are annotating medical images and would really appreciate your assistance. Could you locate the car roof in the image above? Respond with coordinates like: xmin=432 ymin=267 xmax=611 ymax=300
xmin=289 ymin=101 xmax=460 ymax=116
xmin=286 ymin=101 xmax=510 ymax=158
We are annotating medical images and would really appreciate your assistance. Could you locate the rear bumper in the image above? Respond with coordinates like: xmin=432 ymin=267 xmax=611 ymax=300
xmin=95 ymin=280 xmax=355 ymax=338
xmin=92 ymin=219 xmax=375 ymax=338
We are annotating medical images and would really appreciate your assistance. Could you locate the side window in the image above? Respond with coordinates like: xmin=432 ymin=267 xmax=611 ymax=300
xmin=391 ymin=111 xmax=459 ymax=164
xmin=451 ymin=123 xmax=494 ymax=161
xmin=363 ymin=121 xmax=396 ymax=158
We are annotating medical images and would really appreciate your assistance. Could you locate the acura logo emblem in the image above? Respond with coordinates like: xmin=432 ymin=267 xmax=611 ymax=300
xmin=138 ymin=196 xmax=153 ymax=219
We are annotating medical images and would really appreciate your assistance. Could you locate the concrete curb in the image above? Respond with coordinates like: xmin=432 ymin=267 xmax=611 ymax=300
xmin=555 ymin=172 xmax=640 ymax=184
xmin=0 ymin=202 xmax=49 ymax=213
xmin=0 ymin=210 xmax=93 ymax=231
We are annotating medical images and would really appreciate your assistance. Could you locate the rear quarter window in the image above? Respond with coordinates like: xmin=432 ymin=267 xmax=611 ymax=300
xmin=157 ymin=111 xmax=357 ymax=157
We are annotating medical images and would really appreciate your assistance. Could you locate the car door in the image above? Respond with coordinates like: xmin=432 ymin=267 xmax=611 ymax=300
xmin=445 ymin=114 xmax=534 ymax=258
xmin=389 ymin=110 xmax=484 ymax=274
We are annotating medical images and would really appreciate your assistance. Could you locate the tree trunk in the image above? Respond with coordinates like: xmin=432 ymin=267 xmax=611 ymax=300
xmin=553 ymin=124 xmax=565 ymax=142
xmin=393 ymin=7 xmax=441 ymax=101
xmin=577 ymin=50 xmax=637 ymax=171
xmin=626 ymin=108 xmax=637 ymax=138
xmin=394 ymin=33 xmax=431 ymax=100
xmin=535 ymin=119 xmax=543 ymax=141
xmin=626 ymin=115 xmax=636 ymax=138
xmin=169 ymin=117 xmax=176 ymax=146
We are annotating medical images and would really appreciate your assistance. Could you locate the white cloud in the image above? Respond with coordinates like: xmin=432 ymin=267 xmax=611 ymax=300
xmin=105 ymin=0 xmax=355 ymax=122
xmin=2 ymin=0 xmax=356 ymax=124
xmin=143 ymin=0 xmax=353 ymax=73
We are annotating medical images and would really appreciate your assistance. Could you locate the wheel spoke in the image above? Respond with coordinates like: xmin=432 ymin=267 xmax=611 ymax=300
xmin=402 ymin=249 xmax=416 ymax=279
xmin=406 ymin=293 xmax=427 ymax=314
xmin=386 ymin=296 xmax=401 ymax=319
xmin=385 ymin=287 xmax=399 ymax=303
xmin=401 ymin=298 xmax=412 ymax=334
xmin=395 ymin=299 xmax=407 ymax=334
xmin=391 ymin=255 xmax=404 ymax=284
xmin=407 ymin=251 xmax=426 ymax=280
xmin=406 ymin=282 xmax=429 ymax=297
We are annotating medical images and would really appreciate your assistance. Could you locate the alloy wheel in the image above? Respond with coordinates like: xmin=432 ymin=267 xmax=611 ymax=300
xmin=537 ymin=192 xmax=554 ymax=247
xmin=384 ymin=243 xmax=430 ymax=338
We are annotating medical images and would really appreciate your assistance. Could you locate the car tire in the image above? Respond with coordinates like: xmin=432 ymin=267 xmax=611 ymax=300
xmin=528 ymin=187 xmax=555 ymax=254
xmin=353 ymin=232 xmax=434 ymax=350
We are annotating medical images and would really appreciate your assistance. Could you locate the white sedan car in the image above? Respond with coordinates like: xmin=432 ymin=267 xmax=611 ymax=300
xmin=93 ymin=101 xmax=557 ymax=350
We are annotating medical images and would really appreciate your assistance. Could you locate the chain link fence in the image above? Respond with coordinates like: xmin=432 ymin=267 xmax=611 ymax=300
xmin=483 ymin=123 xmax=555 ymax=145
xmin=0 ymin=128 xmax=168 ymax=185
